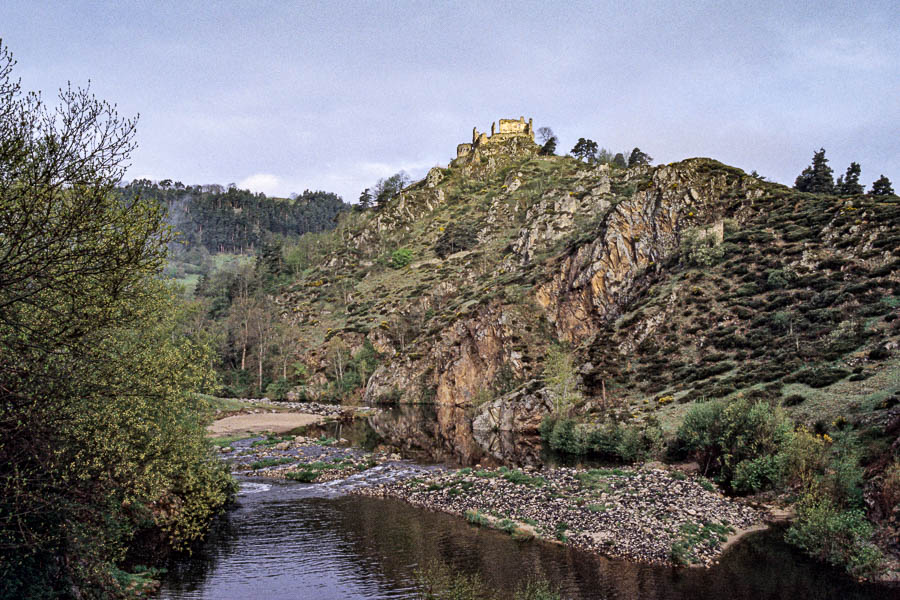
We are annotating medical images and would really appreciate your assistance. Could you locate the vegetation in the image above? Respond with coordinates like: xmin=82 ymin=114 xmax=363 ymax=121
xmin=0 ymin=42 xmax=234 ymax=597
xmin=414 ymin=561 xmax=562 ymax=600
xmin=794 ymin=148 xmax=835 ymax=193
xmin=121 ymin=181 xmax=347 ymax=255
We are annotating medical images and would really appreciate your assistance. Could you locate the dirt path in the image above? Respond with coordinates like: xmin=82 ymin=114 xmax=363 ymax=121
xmin=207 ymin=413 xmax=325 ymax=436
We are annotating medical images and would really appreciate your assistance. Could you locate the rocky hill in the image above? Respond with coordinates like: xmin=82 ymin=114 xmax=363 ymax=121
xmin=281 ymin=121 xmax=897 ymax=437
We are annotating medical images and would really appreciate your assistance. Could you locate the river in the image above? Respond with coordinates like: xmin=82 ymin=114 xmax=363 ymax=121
xmin=157 ymin=406 xmax=894 ymax=599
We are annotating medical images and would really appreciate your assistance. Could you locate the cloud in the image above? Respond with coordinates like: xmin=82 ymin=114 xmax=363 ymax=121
xmin=237 ymin=173 xmax=284 ymax=196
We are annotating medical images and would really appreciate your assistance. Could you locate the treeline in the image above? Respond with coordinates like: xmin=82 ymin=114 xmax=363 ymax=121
xmin=119 ymin=180 xmax=348 ymax=254
xmin=794 ymin=148 xmax=894 ymax=196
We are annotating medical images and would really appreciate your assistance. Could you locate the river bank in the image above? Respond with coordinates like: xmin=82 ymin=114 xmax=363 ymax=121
xmin=219 ymin=428 xmax=765 ymax=567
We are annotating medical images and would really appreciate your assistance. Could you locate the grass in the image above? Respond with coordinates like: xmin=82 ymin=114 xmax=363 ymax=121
xmin=499 ymin=466 xmax=546 ymax=487
xmin=209 ymin=434 xmax=251 ymax=447
xmin=669 ymin=520 xmax=735 ymax=565
xmin=465 ymin=509 xmax=491 ymax=527
xmin=249 ymin=457 xmax=295 ymax=470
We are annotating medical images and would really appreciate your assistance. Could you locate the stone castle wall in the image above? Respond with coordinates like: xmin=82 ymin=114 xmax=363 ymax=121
xmin=457 ymin=117 xmax=535 ymax=159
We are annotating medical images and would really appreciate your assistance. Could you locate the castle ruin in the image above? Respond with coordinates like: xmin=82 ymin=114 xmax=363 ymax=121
xmin=455 ymin=116 xmax=534 ymax=160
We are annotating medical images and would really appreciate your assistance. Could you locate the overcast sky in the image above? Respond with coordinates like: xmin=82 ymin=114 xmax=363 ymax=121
xmin=2 ymin=1 xmax=897 ymax=201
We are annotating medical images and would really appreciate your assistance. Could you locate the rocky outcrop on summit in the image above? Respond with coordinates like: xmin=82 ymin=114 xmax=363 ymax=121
xmin=534 ymin=162 xmax=739 ymax=343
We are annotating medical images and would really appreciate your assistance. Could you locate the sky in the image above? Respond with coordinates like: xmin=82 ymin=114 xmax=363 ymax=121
xmin=1 ymin=0 xmax=897 ymax=202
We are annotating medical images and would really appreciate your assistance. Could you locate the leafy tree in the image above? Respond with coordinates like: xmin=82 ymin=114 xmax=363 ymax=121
xmin=544 ymin=345 xmax=581 ymax=413
xmin=869 ymin=174 xmax=895 ymax=196
xmin=628 ymin=147 xmax=652 ymax=167
xmin=570 ymin=137 xmax=598 ymax=162
xmin=612 ymin=153 xmax=627 ymax=168
xmin=794 ymin=148 xmax=834 ymax=193
xmin=0 ymin=41 xmax=233 ymax=595
xmin=836 ymin=162 xmax=863 ymax=195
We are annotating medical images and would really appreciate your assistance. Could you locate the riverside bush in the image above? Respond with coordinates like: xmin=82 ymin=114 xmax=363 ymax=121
xmin=541 ymin=416 xmax=664 ymax=462
xmin=785 ymin=499 xmax=882 ymax=578
xmin=677 ymin=398 xmax=791 ymax=490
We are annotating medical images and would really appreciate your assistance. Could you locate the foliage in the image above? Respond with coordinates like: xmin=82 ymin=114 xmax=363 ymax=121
xmin=835 ymin=162 xmax=864 ymax=195
xmin=121 ymin=181 xmax=347 ymax=255
xmin=537 ymin=127 xmax=557 ymax=156
xmin=541 ymin=416 xmax=665 ymax=462
xmin=680 ymin=228 xmax=725 ymax=267
xmin=869 ymin=174 xmax=895 ymax=196
xmin=391 ymin=247 xmax=415 ymax=268
xmin=570 ymin=137 xmax=598 ymax=162
xmin=676 ymin=398 xmax=791 ymax=489
xmin=628 ymin=147 xmax=652 ymax=167
xmin=543 ymin=344 xmax=581 ymax=413
xmin=0 ymin=42 xmax=234 ymax=596
xmin=786 ymin=498 xmax=882 ymax=578
xmin=372 ymin=171 xmax=412 ymax=209
xmin=794 ymin=148 xmax=834 ymax=193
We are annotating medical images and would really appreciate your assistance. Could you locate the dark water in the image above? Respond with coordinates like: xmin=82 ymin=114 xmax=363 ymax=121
xmin=158 ymin=478 xmax=893 ymax=600
xmin=158 ymin=406 xmax=897 ymax=599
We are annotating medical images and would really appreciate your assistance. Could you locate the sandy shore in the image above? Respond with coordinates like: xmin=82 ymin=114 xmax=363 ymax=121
xmin=207 ymin=412 xmax=325 ymax=436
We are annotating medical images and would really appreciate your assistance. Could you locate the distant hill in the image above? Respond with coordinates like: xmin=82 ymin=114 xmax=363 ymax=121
xmin=120 ymin=180 xmax=349 ymax=255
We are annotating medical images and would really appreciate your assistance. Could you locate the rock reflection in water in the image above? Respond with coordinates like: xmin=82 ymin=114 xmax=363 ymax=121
xmin=363 ymin=403 xmax=545 ymax=467
xmin=159 ymin=478 xmax=890 ymax=600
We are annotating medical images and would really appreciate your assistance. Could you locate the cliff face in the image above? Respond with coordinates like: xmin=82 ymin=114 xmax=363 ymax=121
xmin=282 ymin=138 xmax=899 ymax=442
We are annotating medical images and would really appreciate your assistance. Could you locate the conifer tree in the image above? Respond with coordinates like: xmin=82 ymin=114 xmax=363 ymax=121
xmin=836 ymin=162 xmax=864 ymax=195
xmin=794 ymin=148 xmax=834 ymax=193
xmin=571 ymin=137 xmax=598 ymax=162
xmin=628 ymin=147 xmax=652 ymax=167
xmin=870 ymin=175 xmax=895 ymax=196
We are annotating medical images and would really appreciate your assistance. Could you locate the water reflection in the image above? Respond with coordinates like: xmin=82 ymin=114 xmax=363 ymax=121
xmin=159 ymin=478 xmax=891 ymax=600
xmin=308 ymin=404 xmax=598 ymax=469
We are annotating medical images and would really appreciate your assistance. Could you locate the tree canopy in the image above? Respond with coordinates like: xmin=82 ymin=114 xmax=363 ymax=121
xmin=794 ymin=148 xmax=834 ymax=194
xmin=372 ymin=171 xmax=412 ymax=209
xmin=571 ymin=137 xmax=598 ymax=162
xmin=836 ymin=162 xmax=864 ymax=196
xmin=870 ymin=174 xmax=895 ymax=196
xmin=628 ymin=147 xmax=652 ymax=167
xmin=0 ymin=41 xmax=233 ymax=596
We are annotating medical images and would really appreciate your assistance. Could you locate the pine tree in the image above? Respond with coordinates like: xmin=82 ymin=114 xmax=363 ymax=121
xmin=628 ymin=147 xmax=652 ymax=167
xmin=358 ymin=188 xmax=373 ymax=208
xmin=794 ymin=148 xmax=834 ymax=193
xmin=571 ymin=138 xmax=598 ymax=162
xmin=870 ymin=175 xmax=895 ymax=196
xmin=837 ymin=162 xmax=864 ymax=195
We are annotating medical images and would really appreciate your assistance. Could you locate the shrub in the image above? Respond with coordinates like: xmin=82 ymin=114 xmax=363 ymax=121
xmin=434 ymin=222 xmax=478 ymax=258
xmin=677 ymin=398 xmax=792 ymax=489
xmin=786 ymin=498 xmax=882 ymax=578
xmin=549 ymin=417 xmax=585 ymax=454
xmin=390 ymin=248 xmax=414 ymax=268
xmin=265 ymin=377 xmax=293 ymax=400
xmin=681 ymin=228 xmax=725 ymax=266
